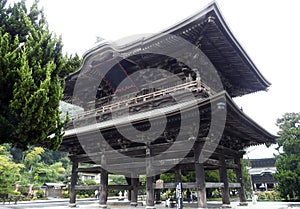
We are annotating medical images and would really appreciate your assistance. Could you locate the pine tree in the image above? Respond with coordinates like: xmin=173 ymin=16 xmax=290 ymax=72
xmin=0 ymin=0 xmax=81 ymax=150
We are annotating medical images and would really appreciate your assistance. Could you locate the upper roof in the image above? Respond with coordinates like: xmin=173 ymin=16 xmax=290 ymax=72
xmin=250 ymin=158 xmax=276 ymax=168
xmin=63 ymin=2 xmax=271 ymax=102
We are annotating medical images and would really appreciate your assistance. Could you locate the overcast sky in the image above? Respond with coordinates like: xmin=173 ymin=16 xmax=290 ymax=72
xmin=14 ymin=0 xmax=300 ymax=158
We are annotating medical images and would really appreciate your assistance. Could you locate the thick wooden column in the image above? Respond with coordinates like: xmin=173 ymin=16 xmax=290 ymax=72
xmin=174 ymin=166 xmax=182 ymax=182
xmin=145 ymin=145 xmax=155 ymax=209
xmin=174 ymin=166 xmax=183 ymax=208
xmin=69 ymin=160 xmax=78 ymax=207
xmin=99 ymin=168 xmax=108 ymax=208
xmin=234 ymin=158 xmax=248 ymax=206
xmin=126 ymin=177 xmax=132 ymax=201
xmin=219 ymin=155 xmax=231 ymax=207
xmin=194 ymin=141 xmax=207 ymax=209
xmin=146 ymin=176 xmax=155 ymax=209
xmin=195 ymin=163 xmax=207 ymax=209
xmin=130 ymin=177 xmax=139 ymax=206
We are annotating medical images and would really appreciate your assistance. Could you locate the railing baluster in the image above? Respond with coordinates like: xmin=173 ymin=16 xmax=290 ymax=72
xmin=69 ymin=80 xmax=215 ymax=120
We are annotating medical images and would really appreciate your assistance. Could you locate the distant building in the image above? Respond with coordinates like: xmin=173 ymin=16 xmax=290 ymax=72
xmin=248 ymin=158 xmax=277 ymax=191
xmin=81 ymin=172 xmax=100 ymax=182
xmin=41 ymin=183 xmax=66 ymax=198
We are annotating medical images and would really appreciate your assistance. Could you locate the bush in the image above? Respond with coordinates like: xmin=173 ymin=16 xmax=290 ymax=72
xmin=31 ymin=197 xmax=38 ymax=200
xmin=257 ymin=191 xmax=282 ymax=201
xmin=35 ymin=190 xmax=44 ymax=198
xmin=63 ymin=193 xmax=70 ymax=198
xmin=84 ymin=180 xmax=97 ymax=186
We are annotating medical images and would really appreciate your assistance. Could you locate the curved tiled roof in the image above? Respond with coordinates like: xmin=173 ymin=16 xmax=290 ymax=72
xmin=63 ymin=2 xmax=271 ymax=102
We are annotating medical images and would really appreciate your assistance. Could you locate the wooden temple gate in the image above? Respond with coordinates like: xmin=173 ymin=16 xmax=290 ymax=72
xmin=59 ymin=3 xmax=276 ymax=209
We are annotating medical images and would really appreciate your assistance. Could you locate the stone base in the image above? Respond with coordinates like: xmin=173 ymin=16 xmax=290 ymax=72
xmin=220 ymin=204 xmax=232 ymax=209
xmin=145 ymin=206 xmax=156 ymax=209
xmin=239 ymin=202 xmax=248 ymax=206
xmin=99 ymin=205 xmax=108 ymax=208
xmin=68 ymin=203 xmax=76 ymax=208
xmin=130 ymin=202 xmax=138 ymax=206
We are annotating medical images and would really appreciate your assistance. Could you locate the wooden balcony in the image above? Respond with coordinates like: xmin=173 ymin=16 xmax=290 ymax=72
xmin=64 ymin=80 xmax=214 ymax=130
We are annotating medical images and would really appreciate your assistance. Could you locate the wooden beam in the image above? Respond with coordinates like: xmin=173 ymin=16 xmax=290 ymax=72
xmin=75 ymin=185 xmax=133 ymax=190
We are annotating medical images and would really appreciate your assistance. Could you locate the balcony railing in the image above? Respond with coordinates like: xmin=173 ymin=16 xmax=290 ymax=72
xmin=70 ymin=80 xmax=214 ymax=120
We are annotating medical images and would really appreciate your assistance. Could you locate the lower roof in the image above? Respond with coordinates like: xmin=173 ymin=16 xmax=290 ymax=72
xmin=60 ymin=91 xmax=276 ymax=158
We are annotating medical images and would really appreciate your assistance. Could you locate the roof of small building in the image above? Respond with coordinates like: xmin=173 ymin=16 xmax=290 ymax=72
xmin=42 ymin=183 xmax=66 ymax=188
xmin=250 ymin=158 xmax=276 ymax=168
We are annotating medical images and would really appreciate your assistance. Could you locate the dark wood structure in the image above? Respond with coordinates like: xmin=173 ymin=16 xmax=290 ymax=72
xmin=60 ymin=2 xmax=276 ymax=208
xmin=249 ymin=158 xmax=277 ymax=191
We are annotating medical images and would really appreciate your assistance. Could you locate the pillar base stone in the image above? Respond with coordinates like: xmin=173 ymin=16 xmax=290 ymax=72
xmin=145 ymin=206 xmax=156 ymax=209
xmin=239 ymin=202 xmax=248 ymax=206
xmin=220 ymin=204 xmax=232 ymax=208
xmin=68 ymin=203 xmax=76 ymax=208
xmin=130 ymin=202 xmax=138 ymax=206
xmin=99 ymin=204 xmax=108 ymax=208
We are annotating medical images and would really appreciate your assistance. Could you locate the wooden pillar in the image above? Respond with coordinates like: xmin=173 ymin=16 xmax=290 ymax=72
xmin=99 ymin=168 xmax=108 ymax=208
xmin=130 ymin=177 xmax=139 ymax=206
xmin=253 ymin=182 xmax=257 ymax=191
xmin=174 ymin=166 xmax=182 ymax=182
xmin=194 ymin=141 xmax=207 ymax=209
xmin=219 ymin=155 xmax=231 ymax=207
xmin=146 ymin=176 xmax=155 ymax=209
xmin=69 ymin=160 xmax=78 ymax=207
xmin=174 ymin=166 xmax=183 ymax=208
xmin=126 ymin=177 xmax=132 ymax=201
xmin=195 ymin=163 xmax=207 ymax=209
xmin=234 ymin=158 xmax=248 ymax=206
xmin=145 ymin=145 xmax=155 ymax=209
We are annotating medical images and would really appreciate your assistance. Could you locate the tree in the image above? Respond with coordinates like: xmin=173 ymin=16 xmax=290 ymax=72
xmin=274 ymin=112 xmax=300 ymax=200
xmin=0 ymin=145 xmax=24 ymax=196
xmin=0 ymin=0 xmax=81 ymax=150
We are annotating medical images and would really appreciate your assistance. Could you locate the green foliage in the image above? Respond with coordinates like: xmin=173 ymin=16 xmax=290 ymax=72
xmin=274 ymin=112 xmax=300 ymax=200
xmin=160 ymin=173 xmax=174 ymax=183
xmin=35 ymin=190 xmax=44 ymax=198
xmin=0 ymin=144 xmax=71 ymax=197
xmin=0 ymin=145 xmax=24 ymax=196
xmin=76 ymin=178 xmax=97 ymax=198
xmin=0 ymin=0 xmax=81 ymax=150
xmin=84 ymin=179 xmax=97 ymax=186
xmin=108 ymin=175 xmax=127 ymax=185
xmin=108 ymin=174 xmax=127 ymax=197
xmin=257 ymin=191 xmax=281 ymax=201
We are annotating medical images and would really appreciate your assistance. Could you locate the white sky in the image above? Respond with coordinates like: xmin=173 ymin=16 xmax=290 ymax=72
xmin=14 ymin=0 xmax=300 ymax=158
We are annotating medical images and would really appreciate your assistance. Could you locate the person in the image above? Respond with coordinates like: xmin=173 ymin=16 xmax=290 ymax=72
xmin=182 ymin=68 xmax=192 ymax=83
xmin=186 ymin=189 xmax=191 ymax=204
xmin=252 ymin=192 xmax=258 ymax=204
xmin=192 ymin=68 xmax=202 ymax=89
xmin=95 ymin=189 xmax=99 ymax=199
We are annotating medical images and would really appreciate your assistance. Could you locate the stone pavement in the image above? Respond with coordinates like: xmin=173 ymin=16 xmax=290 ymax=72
xmin=83 ymin=201 xmax=300 ymax=209
xmin=1 ymin=199 xmax=300 ymax=209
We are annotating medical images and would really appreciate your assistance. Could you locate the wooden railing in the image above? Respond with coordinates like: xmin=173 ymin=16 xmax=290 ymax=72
xmin=71 ymin=80 xmax=215 ymax=120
